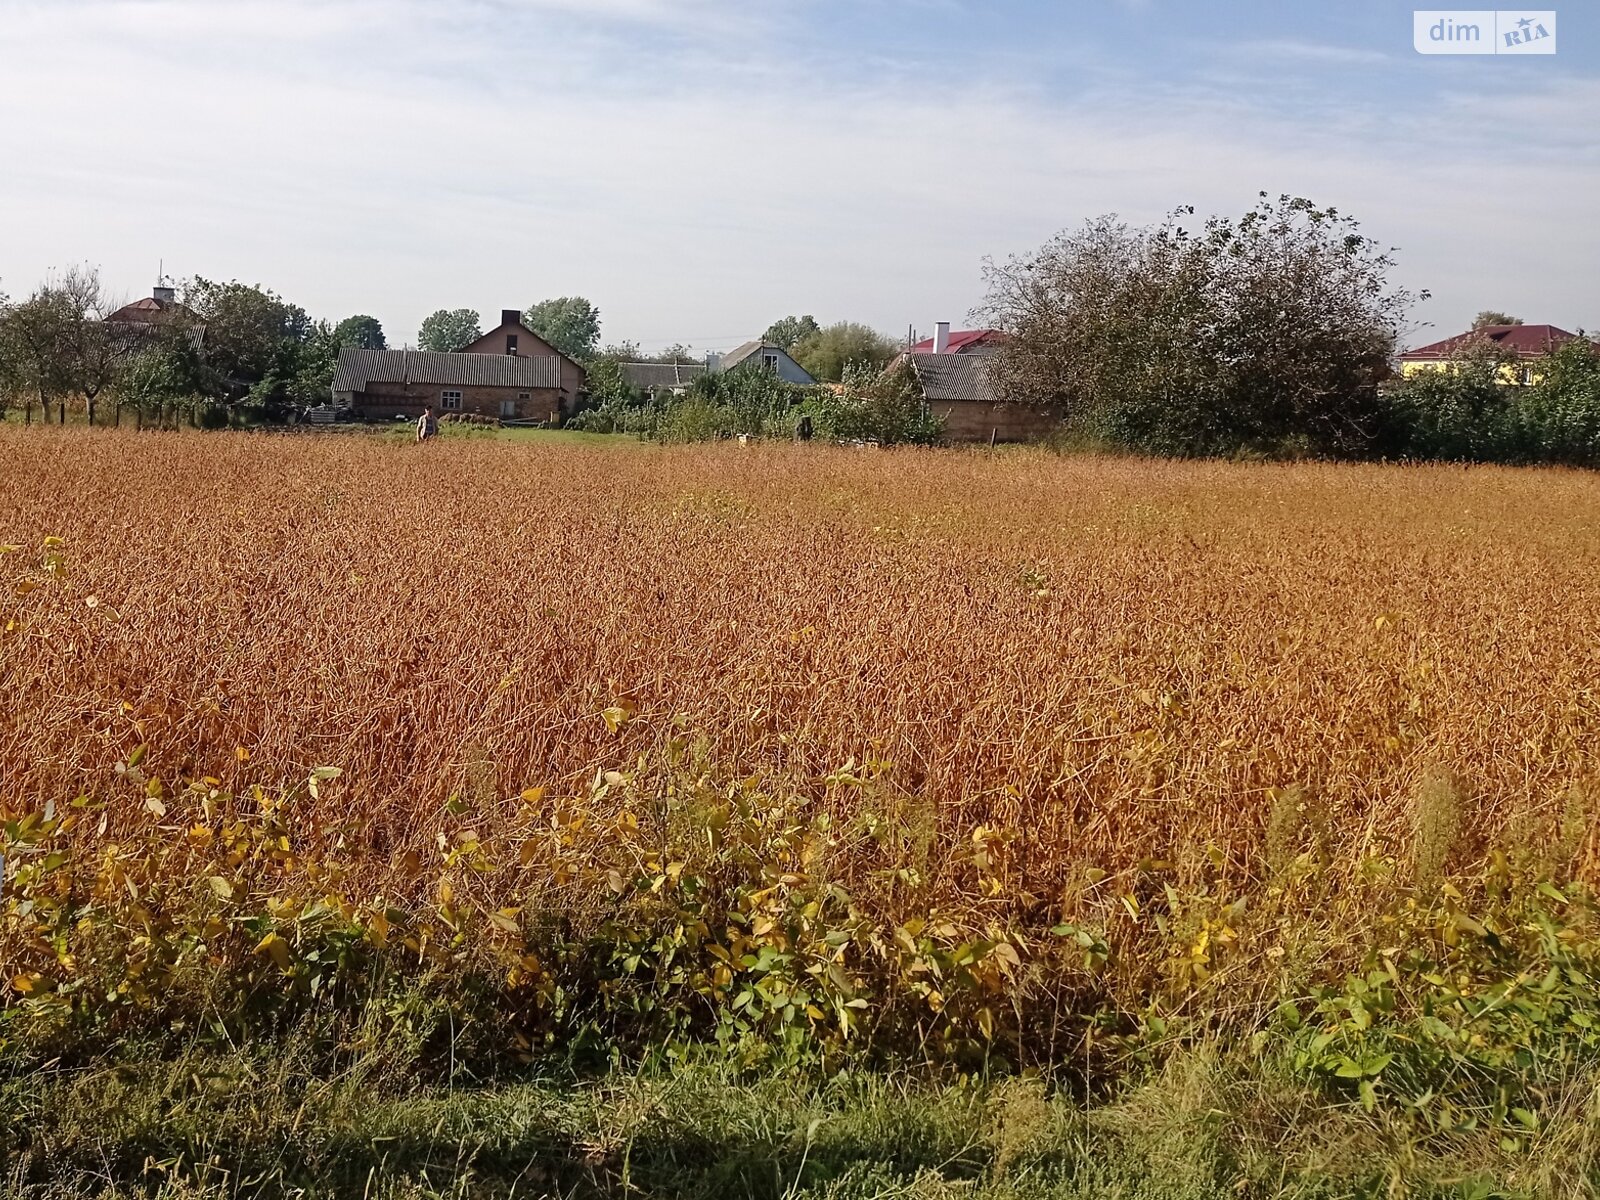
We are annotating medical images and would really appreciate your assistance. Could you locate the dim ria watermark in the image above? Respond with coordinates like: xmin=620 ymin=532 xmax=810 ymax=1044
xmin=1414 ymin=10 xmax=1556 ymax=53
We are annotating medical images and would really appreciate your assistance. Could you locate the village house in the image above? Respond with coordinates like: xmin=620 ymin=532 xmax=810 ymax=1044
xmin=1398 ymin=323 xmax=1587 ymax=386
xmin=331 ymin=309 xmax=586 ymax=422
xmin=106 ymin=282 xmax=205 ymax=350
xmin=719 ymin=340 xmax=817 ymax=385
xmin=894 ymin=322 xmax=1057 ymax=443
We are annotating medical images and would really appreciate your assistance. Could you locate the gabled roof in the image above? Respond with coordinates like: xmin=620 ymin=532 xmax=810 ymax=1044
xmin=332 ymin=348 xmax=563 ymax=392
xmin=903 ymin=352 xmax=1000 ymax=405
xmin=1400 ymin=324 xmax=1583 ymax=361
xmin=907 ymin=329 xmax=1006 ymax=355
xmin=620 ymin=362 xmax=706 ymax=391
xmin=719 ymin=341 xmax=816 ymax=384
xmin=722 ymin=341 xmax=786 ymax=368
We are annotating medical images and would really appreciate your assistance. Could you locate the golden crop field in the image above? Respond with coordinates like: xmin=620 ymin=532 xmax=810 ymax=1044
xmin=4 ymin=424 xmax=1599 ymax=909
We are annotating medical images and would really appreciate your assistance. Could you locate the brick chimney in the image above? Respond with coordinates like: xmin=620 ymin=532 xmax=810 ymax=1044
xmin=501 ymin=309 xmax=522 ymax=328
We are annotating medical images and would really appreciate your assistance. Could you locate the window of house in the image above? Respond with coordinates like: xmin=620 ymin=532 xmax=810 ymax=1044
xmin=506 ymin=334 xmax=518 ymax=355
xmin=762 ymin=352 xmax=780 ymax=373
xmin=441 ymin=390 xmax=462 ymax=410
xmin=1520 ymin=366 xmax=1534 ymax=385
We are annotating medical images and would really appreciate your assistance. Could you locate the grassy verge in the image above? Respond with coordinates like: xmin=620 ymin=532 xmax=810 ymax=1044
xmin=8 ymin=1033 xmax=1590 ymax=1199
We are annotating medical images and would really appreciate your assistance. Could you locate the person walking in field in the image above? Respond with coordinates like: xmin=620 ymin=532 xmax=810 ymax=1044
xmin=416 ymin=406 xmax=438 ymax=443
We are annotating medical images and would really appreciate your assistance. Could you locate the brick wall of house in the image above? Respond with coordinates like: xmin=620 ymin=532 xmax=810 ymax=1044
xmin=351 ymin=382 xmax=562 ymax=423
xmin=463 ymin=319 xmax=587 ymax=414
xmin=933 ymin=401 xmax=1060 ymax=444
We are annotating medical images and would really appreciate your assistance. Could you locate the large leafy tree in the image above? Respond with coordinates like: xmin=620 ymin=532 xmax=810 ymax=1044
xmin=333 ymin=314 xmax=386 ymax=349
xmin=791 ymin=321 xmax=899 ymax=383
xmin=979 ymin=194 xmax=1424 ymax=458
xmin=1 ymin=282 xmax=77 ymax=425
xmin=524 ymin=297 xmax=601 ymax=362
xmin=417 ymin=308 xmax=482 ymax=352
xmin=762 ymin=315 xmax=819 ymax=350
xmin=182 ymin=278 xmax=309 ymax=409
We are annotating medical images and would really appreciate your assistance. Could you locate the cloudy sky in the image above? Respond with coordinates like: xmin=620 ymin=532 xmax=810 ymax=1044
xmin=0 ymin=0 xmax=1594 ymax=353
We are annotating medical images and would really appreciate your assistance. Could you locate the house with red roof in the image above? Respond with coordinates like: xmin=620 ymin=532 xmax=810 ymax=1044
xmin=1398 ymin=323 xmax=1589 ymax=386
xmin=906 ymin=323 xmax=1007 ymax=356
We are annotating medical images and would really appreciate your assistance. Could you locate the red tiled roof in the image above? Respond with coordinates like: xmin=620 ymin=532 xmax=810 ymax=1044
xmin=907 ymin=328 xmax=1006 ymax=354
xmin=106 ymin=296 xmax=193 ymax=325
xmin=1399 ymin=324 xmax=1582 ymax=361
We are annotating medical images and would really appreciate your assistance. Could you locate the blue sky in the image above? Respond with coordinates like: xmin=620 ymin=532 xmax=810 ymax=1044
xmin=0 ymin=0 xmax=1594 ymax=352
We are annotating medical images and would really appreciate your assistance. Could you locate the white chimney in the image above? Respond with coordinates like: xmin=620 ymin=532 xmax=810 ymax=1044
xmin=933 ymin=321 xmax=951 ymax=355
xmin=705 ymin=352 xmax=724 ymax=374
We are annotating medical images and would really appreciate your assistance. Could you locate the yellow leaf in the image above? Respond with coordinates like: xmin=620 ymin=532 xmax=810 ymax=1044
xmin=235 ymin=746 xmax=251 ymax=763
xmin=206 ymin=876 xmax=234 ymax=902
xmin=601 ymin=706 xmax=631 ymax=733
xmin=489 ymin=908 xmax=522 ymax=933
xmin=254 ymin=932 xmax=291 ymax=970
xmin=12 ymin=974 xmax=36 ymax=994
xmin=144 ymin=795 xmax=167 ymax=818
xmin=519 ymin=786 xmax=546 ymax=805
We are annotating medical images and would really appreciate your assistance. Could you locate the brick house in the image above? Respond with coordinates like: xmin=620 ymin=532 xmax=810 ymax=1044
xmin=331 ymin=309 xmax=587 ymax=422
xmin=897 ymin=352 xmax=1059 ymax=443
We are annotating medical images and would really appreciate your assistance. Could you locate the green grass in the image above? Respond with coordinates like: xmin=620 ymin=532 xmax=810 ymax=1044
xmin=3 ymin=1029 xmax=1582 ymax=1199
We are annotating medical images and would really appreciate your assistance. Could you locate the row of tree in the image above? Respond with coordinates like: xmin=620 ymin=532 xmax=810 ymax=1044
xmin=0 ymin=266 xmax=390 ymax=427
xmin=1 ymin=262 xmax=912 ymax=430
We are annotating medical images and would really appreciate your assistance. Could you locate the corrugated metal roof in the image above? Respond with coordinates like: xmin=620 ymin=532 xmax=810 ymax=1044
xmin=904 ymin=353 xmax=1000 ymax=404
xmin=332 ymin=348 xmax=563 ymax=392
xmin=1400 ymin=324 xmax=1585 ymax=361
xmin=620 ymin=362 xmax=707 ymax=391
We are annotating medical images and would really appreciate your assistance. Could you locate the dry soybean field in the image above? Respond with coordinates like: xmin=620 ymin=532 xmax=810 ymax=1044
xmin=4 ymin=427 xmax=1598 ymax=893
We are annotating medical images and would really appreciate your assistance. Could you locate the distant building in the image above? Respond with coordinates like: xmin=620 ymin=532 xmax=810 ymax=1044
xmin=884 ymin=320 xmax=1052 ymax=443
xmin=719 ymin=340 xmax=816 ymax=385
xmin=620 ymin=361 xmax=707 ymax=397
xmin=331 ymin=309 xmax=586 ymax=422
xmin=106 ymin=283 xmax=204 ymax=348
xmin=460 ymin=310 xmax=587 ymax=414
xmin=1399 ymin=323 xmax=1589 ymax=386
xmin=332 ymin=350 xmax=565 ymax=422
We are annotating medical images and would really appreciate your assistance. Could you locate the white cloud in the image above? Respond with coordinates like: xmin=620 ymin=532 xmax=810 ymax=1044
xmin=1228 ymin=38 xmax=1391 ymax=66
xmin=0 ymin=0 xmax=1594 ymax=350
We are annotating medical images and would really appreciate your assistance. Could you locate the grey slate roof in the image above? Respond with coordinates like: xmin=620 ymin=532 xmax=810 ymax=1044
xmin=620 ymin=362 xmax=707 ymax=391
xmin=904 ymin=353 xmax=1000 ymax=404
xmin=332 ymin=348 xmax=563 ymax=393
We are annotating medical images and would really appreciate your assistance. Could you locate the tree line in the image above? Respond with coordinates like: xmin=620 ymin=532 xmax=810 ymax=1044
xmin=0 ymin=267 xmax=389 ymax=428
xmin=979 ymin=193 xmax=1600 ymax=464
